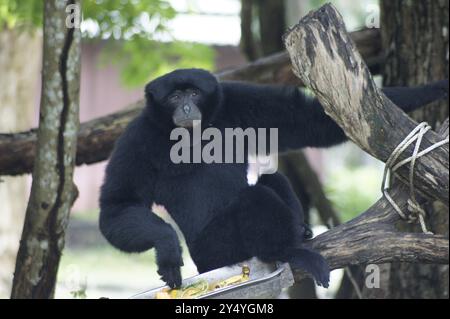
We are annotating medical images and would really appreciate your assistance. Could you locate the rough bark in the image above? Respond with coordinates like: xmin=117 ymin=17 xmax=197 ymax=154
xmin=381 ymin=0 xmax=449 ymax=299
xmin=284 ymin=4 xmax=449 ymax=205
xmin=382 ymin=0 xmax=449 ymax=130
xmin=283 ymin=4 xmax=449 ymax=286
xmin=309 ymin=191 xmax=448 ymax=267
xmin=0 ymin=28 xmax=382 ymax=176
xmin=11 ymin=0 xmax=81 ymax=299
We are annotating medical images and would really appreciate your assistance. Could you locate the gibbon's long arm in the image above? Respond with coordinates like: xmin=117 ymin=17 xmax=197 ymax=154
xmin=221 ymin=80 xmax=448 ymax=151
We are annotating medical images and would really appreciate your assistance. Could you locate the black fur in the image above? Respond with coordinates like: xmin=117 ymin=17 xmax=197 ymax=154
xmin=99 ymin=69 xmax=448 ymax=288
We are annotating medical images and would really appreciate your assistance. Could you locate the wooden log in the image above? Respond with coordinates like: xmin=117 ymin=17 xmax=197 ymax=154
xmin=283 ymin=3 xmax=449 ymax=204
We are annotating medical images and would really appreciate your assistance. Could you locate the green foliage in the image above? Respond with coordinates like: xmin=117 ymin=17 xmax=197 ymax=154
xmin=82 ymin=0 xmax=214 ymax=85
xmin=325 ymin=166 xmax=381 ymax=222
xmin=1 ymin=0 xmax=214 ymax=86
xmin=107 ymin=39 xmax=214 ymax=87
xmin=83 ymin=0 xmax=176 ymax=39
xmin=0 ymin=0 xmax=42 ymax=30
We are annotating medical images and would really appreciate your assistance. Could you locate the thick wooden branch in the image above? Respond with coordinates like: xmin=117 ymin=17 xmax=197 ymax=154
xmin=0 ymin=29 xmax=381 ymax=176
xmin=284 ymin=4 xmax=449 ymax=204
xmin=0 ymin=107 xmax=141 ymax=176
xmin=292 ymin=187 xmax=449 ymax=283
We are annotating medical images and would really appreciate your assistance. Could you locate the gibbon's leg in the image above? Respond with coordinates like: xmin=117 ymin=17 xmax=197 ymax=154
xmin=258 ymin=172 xmax=313 ymax=239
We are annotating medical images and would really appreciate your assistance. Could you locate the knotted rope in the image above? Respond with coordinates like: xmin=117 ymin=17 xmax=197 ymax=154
xmin=381 ymin=122 xmax=449 ymax=234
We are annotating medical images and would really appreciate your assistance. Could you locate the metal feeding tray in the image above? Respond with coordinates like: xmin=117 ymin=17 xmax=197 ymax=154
xmin=130 ymin=258 xmax=294 ymax=299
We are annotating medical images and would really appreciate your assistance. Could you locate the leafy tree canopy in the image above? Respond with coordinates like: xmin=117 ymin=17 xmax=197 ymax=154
xmin=0 ymin=0 xmax=214 ymax=86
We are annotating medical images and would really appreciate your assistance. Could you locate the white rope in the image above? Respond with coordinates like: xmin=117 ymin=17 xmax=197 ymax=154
xmin=381 ymin=122 xmax=449 ymax=234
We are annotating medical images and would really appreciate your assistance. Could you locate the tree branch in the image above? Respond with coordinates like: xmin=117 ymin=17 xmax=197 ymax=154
xmin=293 ymin=187 xmax=449 ymax=283
xmin=284 ymin=3 xmax=449 ymax=205
xmin=281 ymin=4 xmax=449 ymax=284
xmin=0 ymin=29 xmax=381 ymax=176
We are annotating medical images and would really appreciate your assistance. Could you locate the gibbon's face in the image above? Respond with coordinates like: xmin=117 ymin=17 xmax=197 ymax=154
xmin=144 ymin=69 xmax=222 ymax=129
xmin=165 ymin=87 xmax=203 ymax=128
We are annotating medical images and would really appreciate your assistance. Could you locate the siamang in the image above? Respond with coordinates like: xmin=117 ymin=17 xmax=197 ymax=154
xmin=99 ymin=68 xmax=448 ymax=289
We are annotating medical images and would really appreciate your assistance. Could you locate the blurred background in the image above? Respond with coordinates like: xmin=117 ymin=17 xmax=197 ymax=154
xmin=0 ymin=0 xmax=446 ymax=299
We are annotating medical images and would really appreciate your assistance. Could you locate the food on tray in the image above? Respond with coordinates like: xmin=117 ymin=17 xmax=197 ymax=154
xmin=213 ymin=264 xmax=250 ymax=289
xmin=155 ymin=265 xmax=250 ymax=299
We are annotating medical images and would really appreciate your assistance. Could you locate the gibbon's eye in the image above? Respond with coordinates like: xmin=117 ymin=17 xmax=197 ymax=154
xmin=170 ymin=94 xmax=180 ymax=101
xmin=191 ymin=90 xmax=198 ymax=97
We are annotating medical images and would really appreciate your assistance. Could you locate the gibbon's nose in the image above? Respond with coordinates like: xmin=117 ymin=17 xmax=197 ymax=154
xmin=183 ymin=104 xmax=191 ymax=114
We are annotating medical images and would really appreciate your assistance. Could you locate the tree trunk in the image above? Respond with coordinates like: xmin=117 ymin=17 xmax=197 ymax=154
xmin=10 ymin=0 xmax=81 ymax=299
xmin=0 ymin=29 xmax=41 ymax=297
xmin=382 ymin=0 xmax=449 ymax=130
xmin=257 ymin=0 xmax=286 ymax=55
xmin=240 ymin=0 xmax=259 ymax=61
xmin=381 ymin=0 xmax=449 ymax=299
